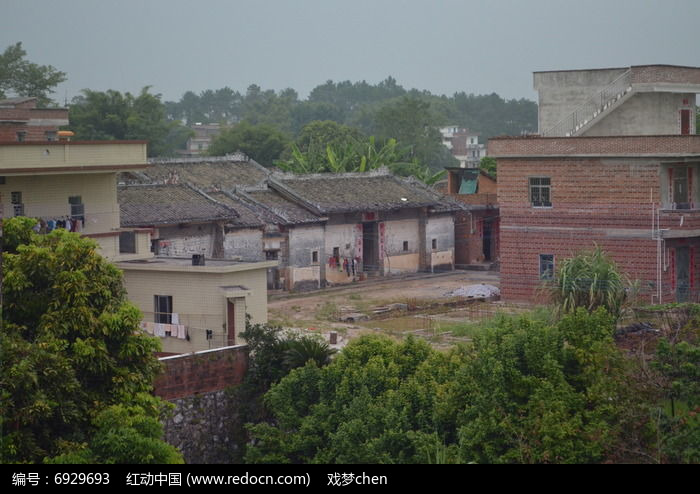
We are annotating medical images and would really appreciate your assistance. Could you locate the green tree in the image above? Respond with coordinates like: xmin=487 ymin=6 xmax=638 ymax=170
xmin=246 ymin=310 xmax=626 ymax=464
xmin=651 ymin=335 xmax=700 ymax=463
xmin=454 ymin=308 xmax=623 ymax=464
xmin=245 ymin=335 xmax=458 ymax=464
xmin=208 ymin=121 xmax=289 ymax=166
xmin=0 ymin=42 xmax=66 ymax=106
xmin=373 ymin=97 xmax=456 ymax=171
xmin=480 ymin=156 xmax=497 ymax=179
xmin=0 ymin=218 xmax=178 ymax=463
xmin=68 ymin=87 xmax=189 ymax=157
xmin=47 ymin=394 xmax=183 ymax=464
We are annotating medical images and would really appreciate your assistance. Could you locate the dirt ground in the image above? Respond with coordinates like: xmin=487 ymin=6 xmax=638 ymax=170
xmin=267 ymin=270 xmax=507 ymax=349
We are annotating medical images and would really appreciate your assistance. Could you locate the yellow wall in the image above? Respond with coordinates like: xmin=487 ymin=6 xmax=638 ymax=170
xmin=385 ymin=253 xmax=420 ymax=274
xmin=0 ymin=142 xmax=147 ymax=171
xmin=0 ymin=172 xmax=120 ymax=233
xmin=121 ymin=266 xmax=269 ymax=353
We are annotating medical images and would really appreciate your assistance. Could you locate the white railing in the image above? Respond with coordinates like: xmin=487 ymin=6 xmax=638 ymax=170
xmin=543 ymin=69 xmax=632 ymax=137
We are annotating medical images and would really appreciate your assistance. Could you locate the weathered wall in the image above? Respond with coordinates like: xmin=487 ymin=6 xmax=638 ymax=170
xmin=383 ymin=218 xmax=421 ymax=274
xmin=155 ymin=345 xmax=248 ymax=400
xmin=324 ymin=221 xmax=360 ymax=284
xmin=584 ymin=92 xmax=696 ymax=136
xmin=223 ymin=228 xmax=263 ymax=261
xmin=157 ymin=224 xmax=216 ymax=258
xmin=287 ymin=224 xmax=324 ymax=290
xmin=426 ymin=213 xmax=455 ymax=271
xmin=156 ymin=346 xmax=249 ymax=464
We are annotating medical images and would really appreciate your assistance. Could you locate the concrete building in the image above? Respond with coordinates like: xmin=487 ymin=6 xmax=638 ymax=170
xmin=440 ymin=126 xmax=486 ymax=168
xmin=492 ymin=64 xmax=700 ymax=303
xmin=178 ymin=123 xmax=221 ymax=157
xmin=536 ymin=65 xmax=698 ymax=137
xmin=0 ymin=141 xmax=274 ymax=354
xmin=0 ymin=97 xmax=69 ymax=142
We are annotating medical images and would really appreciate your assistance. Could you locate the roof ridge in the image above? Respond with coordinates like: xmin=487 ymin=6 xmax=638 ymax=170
xmin=270 ymin=166 xmax=392 ymax=181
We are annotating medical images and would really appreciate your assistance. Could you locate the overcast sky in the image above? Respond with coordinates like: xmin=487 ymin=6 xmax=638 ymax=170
xmin=2 ymin=0 xmax=699 ymax=104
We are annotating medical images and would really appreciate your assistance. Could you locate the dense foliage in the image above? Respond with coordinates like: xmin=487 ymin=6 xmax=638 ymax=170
xmin=68 ymin=87 xmax=192 ymax=157
xmin=0 ymin=218 xmax=182 ymax=463
xmin=207 ymin=121 xmax=289 ymax=166
xmin=245 ymin=309 xmax=629 ymax=464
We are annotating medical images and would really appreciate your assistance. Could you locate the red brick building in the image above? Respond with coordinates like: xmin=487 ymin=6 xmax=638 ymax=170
xmin=493 ymin=65 xmax=700 ymax=303
xmin=0 ymin=97 xmax=68 ymax=142
xmin=444 ymin=168 xmax=499 ymax=267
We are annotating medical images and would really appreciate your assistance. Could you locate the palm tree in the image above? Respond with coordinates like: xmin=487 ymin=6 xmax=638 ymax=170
xmin=548 ymin=246 xmax=629 ymax=320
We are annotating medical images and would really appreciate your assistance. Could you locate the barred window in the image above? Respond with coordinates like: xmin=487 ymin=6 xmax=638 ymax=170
xmin=529 ymin=177 xmax=551 ymax=207
xmin=539 ymin=254 xmax=555 ymax=280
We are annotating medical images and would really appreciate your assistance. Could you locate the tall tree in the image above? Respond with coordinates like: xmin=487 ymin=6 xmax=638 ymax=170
xmin=68 ymin=87 xmax=189 ymax=157
xmin=373 ymin=97 xmax=457 ymax=171
xmin=207 ymin=121 xmax=290 ymax=165
xmin=0 ymin=42 xmax=66 ymax=107
xmin=0 ymin=218 xmax=180 ymax=463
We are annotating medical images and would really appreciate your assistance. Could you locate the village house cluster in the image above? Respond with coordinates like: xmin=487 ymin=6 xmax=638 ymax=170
xmin=2 ymin=63 xmax=698 ymax=357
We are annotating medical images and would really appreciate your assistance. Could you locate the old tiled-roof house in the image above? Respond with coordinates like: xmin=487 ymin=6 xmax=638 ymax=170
xmin=120 ymin=155 xmax=463 ymax=291
xmin=266 ymin=170 xmax=461 ymax=289
xmin=491 ymin=64 xmax=700 ymax=303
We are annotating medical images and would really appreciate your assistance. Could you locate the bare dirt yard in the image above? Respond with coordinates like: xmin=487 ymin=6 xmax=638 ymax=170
xmin=267 ymin=270 xmax=532 ymax=349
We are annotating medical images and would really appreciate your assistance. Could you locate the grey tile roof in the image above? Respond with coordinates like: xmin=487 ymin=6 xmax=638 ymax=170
xmin=118 ymin=183 xmax=261 ymax=227
xmin=127 ymin=155 xmax=270 ymax=191
xmin=241 ymin=188 xmax=322 ymax=225
xmin=268 ymin=168 xmax=462 ymax=214
xmin=205 ymin=190 xmax=270 ymax=228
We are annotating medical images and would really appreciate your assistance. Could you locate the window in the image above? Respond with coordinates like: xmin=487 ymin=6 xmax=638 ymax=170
xmin=16 ymin=131 xmax=26 ymax=142
xmin=539 ymin=254 xmax=555 ymax=280
xmin=266 ymin=250 xmax=279 ymax=260
xmin=45 ymin=131 xmax=57 ymax=141
xmin=11 ymin=191 xmax=23 ymax=217
xmin=312 ymin=251 xmax=319 ymax=263
xmin=333 ymin=247 xmax=340 ymax=258
xmin=529 ymin=177 xmax=551 ymax=207
xmin=154 ymin=295 xmax=173 ymax=324
xmin=672 ymin=167 xmax=690 ymax=209
xmin=69 ymin=196 xmax=84 ymax=220
xmin=432 ymin=238 xmax=437 ymax=250
xmin=403 ymin=241 xmax=409 ymax=252
xmin=119 ymin=231 xmax=136 ymax=253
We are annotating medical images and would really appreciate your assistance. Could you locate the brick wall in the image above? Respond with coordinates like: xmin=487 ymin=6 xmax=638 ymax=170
xmin=154 ymin=345 xmax=249 ymax=401
xmin=490 ymin=135 xmax=700 ymax=157
xmin=631 ymin=65 xmax=700 ymax=85
xmin=496 ymin=151 xmax=700 ymax=302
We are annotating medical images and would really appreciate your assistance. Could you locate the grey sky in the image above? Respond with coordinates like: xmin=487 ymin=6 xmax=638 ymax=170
xmin=2 ymin=0 xmax=699 ymax=104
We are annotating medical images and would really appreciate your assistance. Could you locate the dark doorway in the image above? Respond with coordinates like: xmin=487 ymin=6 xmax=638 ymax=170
xmin=676 ymin=247 xmax=690 ymax=302
xmin=483 ymin=221 xmax=492 ymax=261
xmin=227 ymin=300 xmax=236 ymax=346
xmin=680 ymin=109 xmax=691 ymax=135
xmin=362 ymin=222 xmax=378 ymax=273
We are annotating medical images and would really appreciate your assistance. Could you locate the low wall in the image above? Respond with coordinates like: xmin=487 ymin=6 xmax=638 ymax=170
xmin=155 ymin=345 xmax=248 ymax=401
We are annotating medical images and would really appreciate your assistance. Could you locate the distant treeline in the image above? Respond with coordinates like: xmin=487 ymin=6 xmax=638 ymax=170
xmin=164 ymin=77 xmax=537 ymax=140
